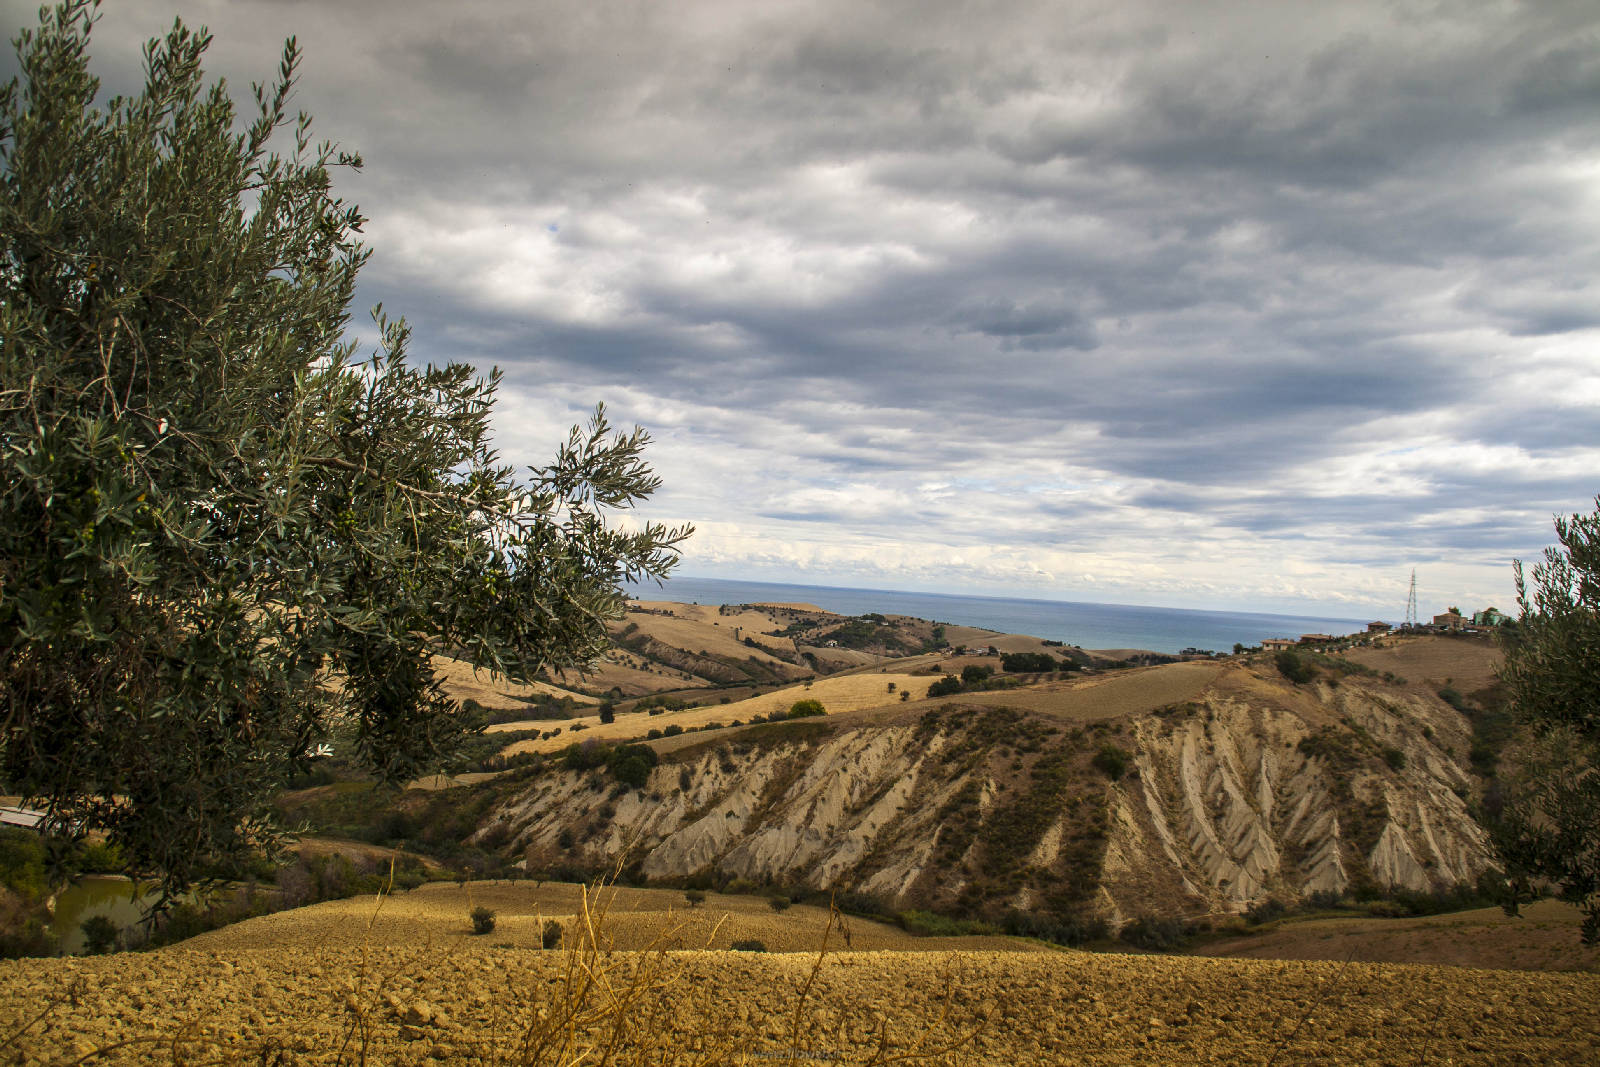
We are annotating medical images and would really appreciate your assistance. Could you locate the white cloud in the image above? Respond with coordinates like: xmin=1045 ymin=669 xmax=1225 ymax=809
xmin=20 ymin=0 xmax=1600 ymax=617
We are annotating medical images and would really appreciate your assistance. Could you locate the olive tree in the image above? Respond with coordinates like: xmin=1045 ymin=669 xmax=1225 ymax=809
xmin=0 ymin=2 xmax=689 ymax=896
xmin=1495 ymin=496 xmax=1600 ymax=943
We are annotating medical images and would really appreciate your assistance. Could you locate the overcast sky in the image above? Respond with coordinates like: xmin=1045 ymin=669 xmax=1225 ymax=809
xmin=10 ymin=0 xmax=1599 ymax=617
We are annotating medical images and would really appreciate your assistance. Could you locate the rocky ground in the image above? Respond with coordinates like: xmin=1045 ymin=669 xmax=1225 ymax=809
xmin=1 ymin=884 xmax=1596 ymax=1065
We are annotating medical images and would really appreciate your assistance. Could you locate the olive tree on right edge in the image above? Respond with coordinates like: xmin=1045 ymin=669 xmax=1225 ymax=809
xmin=1494 ymin=496 xmax=1600 ymax=944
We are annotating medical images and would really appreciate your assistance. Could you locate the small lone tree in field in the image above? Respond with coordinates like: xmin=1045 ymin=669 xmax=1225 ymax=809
xmin=469 ymin=906 xmax=496 ymax=935
xmin=684 ymin=888 xmax=706 ymax=908
xmin=788 ymin=699 xmax=825 ymax=718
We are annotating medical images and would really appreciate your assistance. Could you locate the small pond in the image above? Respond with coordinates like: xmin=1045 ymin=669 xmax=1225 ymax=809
xmin=48 ymin=875 xmax=161 ymax=954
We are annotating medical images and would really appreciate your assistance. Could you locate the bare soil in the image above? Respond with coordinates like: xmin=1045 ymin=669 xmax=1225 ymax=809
xmin=1342 ymin=634 xmax=1503 ymax=694
xmin=3 ymin=883 xmax=1597 ymax=1064
xmin=1197 ymin=899 xmax=1600 ymax=973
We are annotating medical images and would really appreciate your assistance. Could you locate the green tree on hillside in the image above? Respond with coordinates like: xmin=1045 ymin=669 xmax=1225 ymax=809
xmin=1495 ymin=496 xmax=1600 ymax=943
xmin=0 ymin=2 xmax=688 ymax=898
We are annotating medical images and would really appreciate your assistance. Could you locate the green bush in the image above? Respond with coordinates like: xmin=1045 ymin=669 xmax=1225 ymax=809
xmin=926 ymin=675 xmax=963 ymax=698
xmin=1000 ymin=652 xmax=1060 ymax=673
xmin=788 ymin=699 xmax=825 ymax=718
xmin=767 ymin=896 xmax=790 ymax=912
xmin=1382 ymin=746 xmax=1407 ymax=770
xmin=730 ymin=939 xmax=766 ymax=951
xmin=1244 ymin=898 xmax=1288 ymax=925
xmin=470 ymin=906 xmax=496 ymax=935
xmin=76 ymin=840 xmax=125 ymax=874
xmin=684 ymin=888 xmax=706 ymax=907
xmin=0 ymin=831 xmax=48 ymax=902
xmin=1092 ymin=743 xmax=1131 ymax=781
xmin=1275 ymin=650 xmax=1316 ymax=684
xmin=608 ymin=743 xmax=659 ymax=788
xmin=960 ymin=665 xmax=993 ymax=686
xmin=542 ymin=918 xmax=563 ymax=949
xmin=1000 ymin=909 xmax=1108 ymax=946
xmin=1119 ymin=914 xmax=1194 ymax=951
xmin=897 ymin=909 xmax=997 ymax=937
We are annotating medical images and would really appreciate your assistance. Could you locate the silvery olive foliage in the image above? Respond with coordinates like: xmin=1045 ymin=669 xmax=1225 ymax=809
xmin=0 ymin=1 xmax=689 ymax=896
xmin=1496 ymin=497 xmax=1600 ymax=943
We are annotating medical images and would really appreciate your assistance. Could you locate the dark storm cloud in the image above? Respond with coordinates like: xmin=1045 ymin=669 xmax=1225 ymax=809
xmin=10 ymin=0 xmax=1599 ymax=612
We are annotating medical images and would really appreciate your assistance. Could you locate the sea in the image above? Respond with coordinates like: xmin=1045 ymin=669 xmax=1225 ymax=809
xmin=624 ymin=575 xmax=1373 ymax=656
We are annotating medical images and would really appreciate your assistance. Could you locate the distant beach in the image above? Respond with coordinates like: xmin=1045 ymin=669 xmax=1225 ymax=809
xmin=626 ymin=576 xmax=1372 ymax=656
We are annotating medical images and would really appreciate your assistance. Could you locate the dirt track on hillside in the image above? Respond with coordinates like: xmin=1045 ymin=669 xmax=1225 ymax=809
xmin=2 ymin=882 xmax=1597 ymax=1065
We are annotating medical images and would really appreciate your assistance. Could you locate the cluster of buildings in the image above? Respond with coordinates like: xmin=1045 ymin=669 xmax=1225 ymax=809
xmin=1258 ymin=606 xmax=1509 ymax=652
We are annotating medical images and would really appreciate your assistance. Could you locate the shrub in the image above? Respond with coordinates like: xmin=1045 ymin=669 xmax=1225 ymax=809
xmin=730 ymin=939 xmax=766 ymax=952
xmin=598 ymin=703 xmax=616 ymax=725
xmin=767 ymin=896 xmax=790 ymax=912
xmin=1092 ymin=743 xmax=1131 ymax=781
xmin=1119 ymin=914 xmax=1194 ymax=951
xmin=76 ymin=841 xmax=125 ymax=874
xmin=1382 ymin=746 xmax=1407 ymax=770
xmin=1000 ymin=909 xmax=1108 ymax=946
xmin=1305 ymin=889 xmax=1345 ymax=910
xmin=788 ymin=699 xmax=825 ymax=718
xmin=0 ymin=832 xmax=48 ymax=902
xmin=960 ymin=665 xmax=993 ymax=686
xmin=1244 ymin=898 xmax=1288 ymax=925
xmin=607 ymin=743 xmax=659 ymax=788
xmin=832 ymin=890 xmax=893 ymax=917
xmin=541 ymin=918 xmax=563 ymax=949
xmin=684 ymin=889 xmax=706 ymax=908
xmin=470 ymin=906 xmax=496 ymax=935
xmin=927 ymin=675 xmax=963 ymax=698
xmin=663 ymin=724 xmax=684 ymax=737
xmin=1000 ymin=652 xmax=1060 ymax=673
xmin=1276 ymin=650 xmax=1316 ymax=684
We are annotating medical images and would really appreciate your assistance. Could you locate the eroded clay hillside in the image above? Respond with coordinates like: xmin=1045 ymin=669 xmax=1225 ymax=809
xmin=486 ymin=637 xmax=1503 ymax=925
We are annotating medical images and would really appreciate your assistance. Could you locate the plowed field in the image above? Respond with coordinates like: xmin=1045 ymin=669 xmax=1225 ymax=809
xmin=2 ymin=882 xmax=1596 ymax=1065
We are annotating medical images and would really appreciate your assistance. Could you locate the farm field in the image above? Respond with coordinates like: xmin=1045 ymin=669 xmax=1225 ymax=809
xmin=1 ymin=880 xmax=1596 ymax=1065
xmin=1197 ymin=898 xmax=1600 ymax=973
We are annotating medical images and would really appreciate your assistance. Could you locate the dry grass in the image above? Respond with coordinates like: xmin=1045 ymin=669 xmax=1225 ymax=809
xmin=494 ymin=672 xmax=939 ymax=755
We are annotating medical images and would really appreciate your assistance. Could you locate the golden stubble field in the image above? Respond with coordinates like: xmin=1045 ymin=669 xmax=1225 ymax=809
xmin=2 ymin=881 xmax=1597 ymax=1065
xmin=491 ymin=672 xmax=942 ymax=755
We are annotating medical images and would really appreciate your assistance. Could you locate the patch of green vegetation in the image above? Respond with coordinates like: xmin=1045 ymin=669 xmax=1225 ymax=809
xmin=816 ymin=616 xmax=922 ymax=654
xmin=1275 ymin=650 xmax=1317 ymax=684
xmin=1119 ymin=914 xmax=1198 ymax=952
xmin=1092 ymin=743 xmax=1132 ymax=781
xmin=896 ymin=909 xmax=998 ymax=937
xmin=1000 ymin=652 xmax=1073 ymax=673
